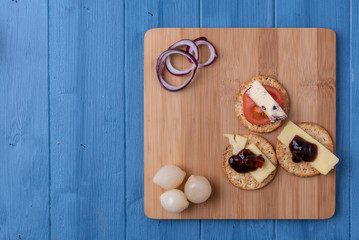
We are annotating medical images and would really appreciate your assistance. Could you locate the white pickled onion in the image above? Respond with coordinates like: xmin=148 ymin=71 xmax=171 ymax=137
xmin=153 ymin=165 xmax=186 ymax=190
xmin=156 ymin=49 xmax=198 ymax=92
xmin=187 ymin=37 xmax=217 ymax=68
xmin=184 ymin=175 xmax=212 ymax=204
xmin=165 ymin=39 xmax=199 ymax=76
xmin=160 ymin=189 xmax=189 ymax=213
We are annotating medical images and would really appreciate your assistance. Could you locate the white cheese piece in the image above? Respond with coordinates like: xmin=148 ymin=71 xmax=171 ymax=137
xmin=223 ymin=134 xmax=247 ymax=155
xmin=277 ymin=121 xmax=339 ymax=175
xmin=246 ymin=80 xmax=287 ymax=122
xmin=246 ymin=143 xmax=276 ymax=183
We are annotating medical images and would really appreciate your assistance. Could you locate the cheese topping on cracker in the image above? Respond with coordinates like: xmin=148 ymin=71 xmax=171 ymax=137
xmin=246 ymin=143 xmax=276 ymax=183
xmin=278 ymin=121 xmax=339 ymax=175
xmin=223 ymin=134 xmax=247 ymax=155
xmin=246 ymin=80 xmax=287 ymax=122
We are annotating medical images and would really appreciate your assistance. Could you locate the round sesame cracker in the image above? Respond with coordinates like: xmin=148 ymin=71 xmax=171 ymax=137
xmin=235 ymin=76 xmax=290 ymax=133
xmin=276 ymin=122 xmax=334 ymax=177
xmin=223 ymin=134 xmax=278 ymax=190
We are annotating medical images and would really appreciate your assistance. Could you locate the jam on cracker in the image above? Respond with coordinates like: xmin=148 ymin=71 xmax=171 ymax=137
xmin=289 ymin=135 xmax=318 ymax=163
xmin=229 ymin=149 xmax=265 ymax=173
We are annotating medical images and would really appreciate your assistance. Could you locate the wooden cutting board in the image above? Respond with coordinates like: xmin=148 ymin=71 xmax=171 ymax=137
xmin=144 ymin=28 xmax=336 ymax=219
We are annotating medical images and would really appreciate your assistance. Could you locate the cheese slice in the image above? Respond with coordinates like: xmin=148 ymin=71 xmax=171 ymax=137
xmin=223 ymin=134 xmax=247 ymax=155
xmin=246 ymin=80 xmax=287 ymax=122
xmin=246 ymin=143 xmax=276 ymax=183
xmin=277 ymin=121 xmax=339 ymax=175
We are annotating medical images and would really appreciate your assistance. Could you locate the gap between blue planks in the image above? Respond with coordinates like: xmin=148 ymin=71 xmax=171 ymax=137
xmin=350 ymin=0 xmax=359 ymax=238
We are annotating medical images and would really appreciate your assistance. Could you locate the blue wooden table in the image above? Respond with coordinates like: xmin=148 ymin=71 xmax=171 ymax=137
xmin=0 ymin=0 xmax=356 ymax=239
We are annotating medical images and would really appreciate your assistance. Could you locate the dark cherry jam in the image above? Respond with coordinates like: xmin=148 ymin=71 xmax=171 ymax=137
xmin=289 ymin=135 xmax=318 ymax=162
xmin=229 ymin=149 xmax=265 ymax=173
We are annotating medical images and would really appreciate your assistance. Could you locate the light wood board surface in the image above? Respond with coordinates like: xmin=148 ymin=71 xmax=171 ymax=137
xmin=144 ymin=28 xmax=336 ymax=219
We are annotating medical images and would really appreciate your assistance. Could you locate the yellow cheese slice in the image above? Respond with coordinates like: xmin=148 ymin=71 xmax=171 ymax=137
xmin=223 ymin=134 xmax=247 ymax=155
xmin=246 ymin=143 xmax=276 ymax=183
xmin=277 ymin=121 xmax=339 ymax=175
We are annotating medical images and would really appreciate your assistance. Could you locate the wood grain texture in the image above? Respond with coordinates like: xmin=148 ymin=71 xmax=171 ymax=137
xmin=0 ymin=1 xmax=49 ymax=239
xmin=276 ymin=0 xmax=350 ymax=239
xmin=125 ymin=0 xmax=201 ymax=239
xmin=200 ymin=1 xmax=276 ymax=238
xmin=144 ymin=28 xmax=336 ymax=219
xmin=49 ymin=1 xmax=126 ymax=239
xmin=351 ymin=0 xmax=359 ymax=238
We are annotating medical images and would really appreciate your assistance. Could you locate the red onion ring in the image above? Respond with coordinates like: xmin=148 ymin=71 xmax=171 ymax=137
xmin=165 ymin=39 xmax=199 ymax=76
xmin=157 ymin=49 xmax=198 ymax=92
xmin=187 ymin=37 xmax=217 ymax=68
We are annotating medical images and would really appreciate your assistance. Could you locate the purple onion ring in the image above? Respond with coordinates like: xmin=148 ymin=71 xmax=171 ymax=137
xmin=165 ymin=39 xmax=199 ymax=76
xmin=187 ymin=37 xmax=217 ymax=68
xmin=157 ymin=49 xmax=198 ymax=92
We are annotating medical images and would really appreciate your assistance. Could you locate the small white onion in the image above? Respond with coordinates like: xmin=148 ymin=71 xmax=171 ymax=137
xmin=184 ymin=175 xmax=212 ymax=203
xmin=160 ymin=189 xmax=189 ymax=213
xmin=153 ymin=165 xmax=186 ymax=190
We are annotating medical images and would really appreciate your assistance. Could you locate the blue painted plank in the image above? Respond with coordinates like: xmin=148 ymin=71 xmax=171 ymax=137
xmin=276 ymin=0 xmax=350 ymax=239
xmin=351 ymin=0 xmax=359 ymax=238
xmin=0 ymin=0 xmax=49 ymax=239
xmin=49 ymin=1 xmax=125 ymax=239
xmin=200 ymin=0 xmax=274 ymax=28
xmin=125 ymin=0 xmax=201 ymax=239
xmin=200 ymin=1 xmax=275 ymax=239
